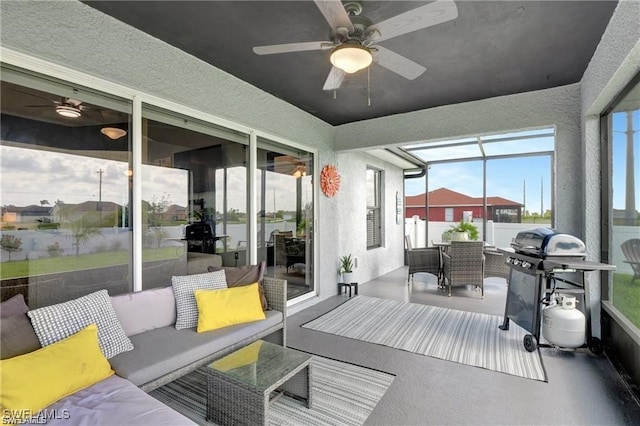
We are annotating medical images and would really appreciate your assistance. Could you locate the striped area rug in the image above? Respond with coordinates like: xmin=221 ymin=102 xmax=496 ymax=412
xmin=149 ymin=355 xmax=394 ymax=426
xmin=302 ymin=296 xmax=547 ymax=382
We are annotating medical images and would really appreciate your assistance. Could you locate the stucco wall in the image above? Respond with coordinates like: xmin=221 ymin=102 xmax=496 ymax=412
xmin=332 ymin=153 xmax=405 ymax=285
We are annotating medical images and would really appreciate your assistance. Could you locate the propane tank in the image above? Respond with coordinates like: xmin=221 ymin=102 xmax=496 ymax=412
xmin=541 ymin=295 xmax=586 ymax=348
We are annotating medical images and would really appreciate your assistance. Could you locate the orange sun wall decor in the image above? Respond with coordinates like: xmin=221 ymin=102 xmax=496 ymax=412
xmin=320 ymin=164 xmax=341 ymax=198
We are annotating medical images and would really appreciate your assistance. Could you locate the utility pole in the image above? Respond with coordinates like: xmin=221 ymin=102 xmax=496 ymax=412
xmin=523 ymin=180 xmax=526 ymax=220
xmin=540 ymin=176 xmax=544 ymax=216
xmin=96 ymin=169 xmax=104 ymax=224
xmin=624 ymin=111 xmax=636 ymax=224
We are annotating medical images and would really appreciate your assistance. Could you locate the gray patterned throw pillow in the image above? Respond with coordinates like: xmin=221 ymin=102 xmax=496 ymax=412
xmin=172 ymin=270 xmax=227 ymax=330
xmin=27 ymin=290 xmax=133 ymax=359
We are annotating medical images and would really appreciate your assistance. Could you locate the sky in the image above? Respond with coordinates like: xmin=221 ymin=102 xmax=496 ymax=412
xmin=0 ymin=145 xmax=310 ymax=213
xmin=404 ymin=117 xmax=639 ymax=213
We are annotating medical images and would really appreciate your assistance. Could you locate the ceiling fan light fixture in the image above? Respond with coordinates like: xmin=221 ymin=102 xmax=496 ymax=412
xmin=292 ymin=163 xmax=307 ymax=178
xmin=101 ymin=127 xmax=127 ymax=140
xmin=55 ymin=105 xmax=82 ymax=118
xmin=330 ymin=44 xmax=373 ymax=74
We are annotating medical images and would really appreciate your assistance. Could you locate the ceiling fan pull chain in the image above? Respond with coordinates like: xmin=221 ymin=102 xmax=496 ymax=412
xmin=367 ymin=66 xmax=371 ymax=107
xmin=333 ymin=89 xmax=337 ymax=100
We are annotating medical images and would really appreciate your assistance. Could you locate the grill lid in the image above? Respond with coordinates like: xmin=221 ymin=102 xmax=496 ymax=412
xmin=510 ymin=228 xmax=585 ymax=258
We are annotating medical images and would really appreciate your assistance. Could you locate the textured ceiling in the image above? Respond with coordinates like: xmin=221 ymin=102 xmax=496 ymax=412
xmin=83 ymin=1 xmax=617 ymax=126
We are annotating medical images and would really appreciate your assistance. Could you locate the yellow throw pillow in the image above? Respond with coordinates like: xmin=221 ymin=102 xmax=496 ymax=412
xmin=195 ymin=283 xmax=266 ymax=333
xmin=0 ymin=324 xmax=114 ymax=422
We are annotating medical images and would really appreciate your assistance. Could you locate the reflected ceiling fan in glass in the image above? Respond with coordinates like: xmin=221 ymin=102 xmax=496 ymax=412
xmin=14 ymin=86 xmax=101 ymax=120
xmin=101 ymin=127 xmax=127 ymax=140
xmin=253 ymin=0 xmax=458 ymax=91
xmin=292 ymin=162 xmax=307 ymax=178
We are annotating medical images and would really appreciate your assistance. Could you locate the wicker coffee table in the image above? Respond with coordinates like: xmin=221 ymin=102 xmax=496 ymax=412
xmin=206 ymin=340 xmax=313 ymax=426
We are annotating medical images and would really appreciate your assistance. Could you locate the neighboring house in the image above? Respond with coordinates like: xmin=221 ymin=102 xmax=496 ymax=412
xmin=406 ymin=188 xmax=522 ymax=223
xmin=50 ymin=201 xmax=120 ymax=223
xmin=162 ymin=204 xmax=188 ymax=222
xmin=1 ymin=205 xmax=52 ymax=224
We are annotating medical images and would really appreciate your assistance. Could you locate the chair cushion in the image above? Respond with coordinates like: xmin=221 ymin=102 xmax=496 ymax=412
xmin=45 ymin=375 xmax=195 ymax=425
xmin=171 ymin=270 xmax=227 ymax=330
xmin=109 ymin=310 xmax=282 ymax=387
xmin=110 ymin=286 xmax=177 ymax=337
xmin=27 ymin=290 xmax=133 ymax=359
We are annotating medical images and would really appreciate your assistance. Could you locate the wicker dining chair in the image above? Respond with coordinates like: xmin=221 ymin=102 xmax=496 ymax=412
xmin=406 ymin=236 xmax=442 ymax=286
xmin=483 ymin=249 xmax=510 ymax=283
xmin=441 ymin=240 xmax=485 ymax=297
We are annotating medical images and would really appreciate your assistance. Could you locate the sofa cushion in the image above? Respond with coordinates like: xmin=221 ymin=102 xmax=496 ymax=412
xmin=195 ymin=284 xmax=266 ymax=333
xmin=1 ymin=293 xmax=29 ymax=316
xmin=208 ymin=261 xmax=268 ymax=310
xmin=109 ymin=310 xmax=282 ymax=387
xmin=111 ymin=286 xmax=176 ymax=337
xmin=27 ymin=290 xmax=133 ymax=359
xmin=0 ymin=294 xmax=41 ymax=359
xmin=46 ymin=375 xmax=195 ymax=425
xmin=0 ymin=324 xmax=114 ymax=423
xmin=172 ymin=270 xmax=227 ymax=330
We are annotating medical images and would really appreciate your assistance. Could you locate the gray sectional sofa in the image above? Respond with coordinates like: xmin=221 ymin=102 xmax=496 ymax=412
xmin=109 ymin=276 xmax=287 ymax=392
xmin=3 ymin=276 xmax=287 ymax=425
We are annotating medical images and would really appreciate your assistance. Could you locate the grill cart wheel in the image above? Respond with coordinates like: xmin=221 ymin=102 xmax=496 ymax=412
xmin=588 ymin=337 xmax=603 ymax=355
xmin=523 ymin=334 xmax=538 ymax=352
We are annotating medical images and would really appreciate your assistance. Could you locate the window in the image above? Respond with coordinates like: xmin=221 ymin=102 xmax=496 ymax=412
xmin=0 ymin=67 xmax=133 ymax=307
xmin=0 ymin=65 xmax=316 ymax=306
xmin=602 ymin=73 xmax=640 ymax=330
xmin=445 ymin=208 xmax=454 ymax=222
xmin=366 ymin=168 xmax=383 ymax=249
xmin=140 ymin=105 xmax=249 ymax=289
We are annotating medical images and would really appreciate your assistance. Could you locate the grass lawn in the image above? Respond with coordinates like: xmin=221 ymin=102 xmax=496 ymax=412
xmin=612 ymin=273 xmax=640 ymax=329
xmin=0 ymin=247 xmax=179 ymax=280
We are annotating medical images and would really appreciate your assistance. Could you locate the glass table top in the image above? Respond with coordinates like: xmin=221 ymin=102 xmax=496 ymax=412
xmin=208 ymin=340 xmax=311 ymax=391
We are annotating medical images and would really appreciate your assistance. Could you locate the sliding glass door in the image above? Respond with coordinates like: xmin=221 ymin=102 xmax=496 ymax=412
xmin=140 ymin=106 xmax=249 ymax=289
xmin=256 ymin=138 xmax=314 ymax=300
xmin=1 ymin=67 xmax=133 ymax=307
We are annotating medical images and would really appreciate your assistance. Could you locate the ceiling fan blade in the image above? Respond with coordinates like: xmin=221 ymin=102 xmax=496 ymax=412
xmin=313 ymin=0 xmax=354 ymax=32
xmin=253 ymin=41 xmax=331 ymax=55
xmin=373 ymin=46 xmax=426 ymax=80
xmin=322 ymin=67 xmax=346 ymax=91
xmin=13 ymin=88 xmax=55 ymax=103
xmin=371 ymin=0 xmax=458 ymax=42
xmin=25 ymin=104 xmax=53 ymax=108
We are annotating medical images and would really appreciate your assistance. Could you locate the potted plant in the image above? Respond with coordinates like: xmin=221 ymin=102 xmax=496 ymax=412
xmin=443 ymin=220 xmax=479 ymax=241
xmin=338 ymin=254 xmax=355 ymax=283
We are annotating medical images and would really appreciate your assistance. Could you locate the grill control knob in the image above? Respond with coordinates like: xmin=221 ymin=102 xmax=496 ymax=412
xmin=522 ymin=261 xmax=532 ymax=269
xmin=513 ymin=259 xmax=521 ymax=266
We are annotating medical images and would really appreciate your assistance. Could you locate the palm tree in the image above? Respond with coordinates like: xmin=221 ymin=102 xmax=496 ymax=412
xmin=68 ymin=214 xmax=102 ymax=256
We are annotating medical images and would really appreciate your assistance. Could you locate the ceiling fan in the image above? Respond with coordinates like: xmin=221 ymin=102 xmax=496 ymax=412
xmin=253 ymin=0 xmax=458 ymax=91
xmin=15 ymin=87 xmax=97 ymax=119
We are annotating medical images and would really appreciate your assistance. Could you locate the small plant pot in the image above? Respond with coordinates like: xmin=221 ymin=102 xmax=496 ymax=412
xmin=342 ymin=272 xmax=354 ymax=283
xmin=451 ymin=231 xmax=469 ymax=241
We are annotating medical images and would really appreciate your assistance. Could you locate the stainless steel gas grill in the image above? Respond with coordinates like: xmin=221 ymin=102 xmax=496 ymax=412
xmin=498 ymin=228 xmax=615 ymax=353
